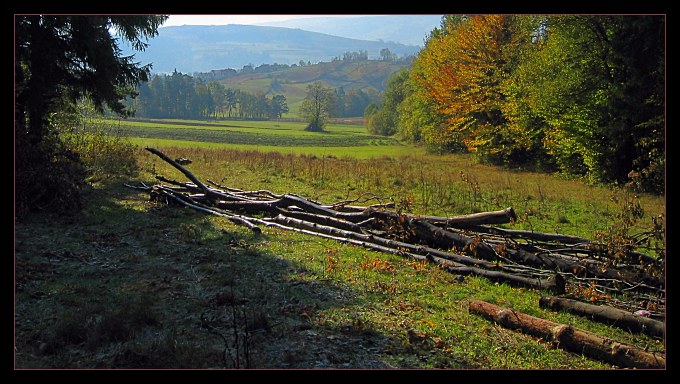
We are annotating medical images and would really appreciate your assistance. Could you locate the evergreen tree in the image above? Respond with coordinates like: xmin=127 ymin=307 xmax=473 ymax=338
xmin=15 ymin=15 xmax=167 ymax=217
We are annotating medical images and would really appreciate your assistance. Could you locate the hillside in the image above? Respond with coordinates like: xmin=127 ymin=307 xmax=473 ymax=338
xmin=122 ymin=24 xmax=422 ymax=74
xmin=216 ymin=59 xmax=410 ymax=115
xmin=258 ymin=15 xmax=443 ymax=46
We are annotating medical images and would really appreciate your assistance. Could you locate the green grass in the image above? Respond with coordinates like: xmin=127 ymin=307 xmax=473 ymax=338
xmin=15 ymin=120 xmax=665 ymax=369
xmin=109 ymin=118 xmax=419 ymax=158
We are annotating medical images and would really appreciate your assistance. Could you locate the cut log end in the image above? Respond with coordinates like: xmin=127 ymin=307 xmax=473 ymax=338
xmin=550 ymin=324 xmax=573 ymax=343
xmin=544 ymin=273 xmax=566 ymax=295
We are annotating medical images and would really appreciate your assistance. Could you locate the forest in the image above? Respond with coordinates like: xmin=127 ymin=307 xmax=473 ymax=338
xmin=367 ymin=15 xmax=664 ymax=193
xmin=126 ymin=71 xmax=289 ymax=120
xmin=125 ymin=71 xmax=380 ymax=120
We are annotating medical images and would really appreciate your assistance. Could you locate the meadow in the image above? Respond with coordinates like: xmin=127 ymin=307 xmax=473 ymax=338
xmin=14 ymin=118 xmax=665 ymax=369
xmin=113 ymin=118 xmax=422 ymax=158
xmin=113 ymin=118 xmax=664 ymax=237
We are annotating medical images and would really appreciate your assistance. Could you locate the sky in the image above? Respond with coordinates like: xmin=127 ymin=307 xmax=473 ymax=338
xmin=163 ymin=15 xmax=365 ymax=27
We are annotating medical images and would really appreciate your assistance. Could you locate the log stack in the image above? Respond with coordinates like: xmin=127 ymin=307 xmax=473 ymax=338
xmin=127 ymin=147 xmax=665 ymax=320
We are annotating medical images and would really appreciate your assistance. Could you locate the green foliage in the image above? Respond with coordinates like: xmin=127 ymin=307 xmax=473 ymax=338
xmin=364 ymin=69 xmax=409 ymax=136
xmin=300 ymin=82 xmax=336 ymax=132
xmin=128 ymin=71 xmax=289 ymax=120
xmin=15 ymin=15 xmax=166 ymax=218
xmin=15 ymin=124 xmax=88 ymax=219
xmin=365 ymin=109 xmax=393 ymax=136
xmin=55 ymin=103 xmax=139 ymax=181
xmin=513 ymin=16 xmax=665 ymax=189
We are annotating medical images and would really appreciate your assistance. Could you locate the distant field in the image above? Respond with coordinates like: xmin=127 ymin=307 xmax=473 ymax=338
xmin=111 ymin=118 xmax=422 ymax=158
xmin=217 ymin=60 xmax=406 ymax=117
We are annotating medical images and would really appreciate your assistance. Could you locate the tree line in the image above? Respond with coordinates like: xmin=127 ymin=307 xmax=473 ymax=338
xmin=127 ymin=71 xmax=380 ymax=120
xmin=126 ymin=71 xmax=289 ymax=120
xmin=367 ymin=15 xmax=664 ymax=193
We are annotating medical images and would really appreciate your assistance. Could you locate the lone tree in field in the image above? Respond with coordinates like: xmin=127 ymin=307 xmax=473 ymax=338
xmin=15 ymin=15 xmax=167 ymax=217
xmin=300 ymin=82 xmax=335 ymax=132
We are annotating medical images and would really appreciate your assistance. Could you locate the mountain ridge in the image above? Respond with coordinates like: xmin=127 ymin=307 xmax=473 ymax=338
xmin=257 ymin=15 xmax=443 ymax=46
xmin=123 ymin=24 xmax=423 ymax=74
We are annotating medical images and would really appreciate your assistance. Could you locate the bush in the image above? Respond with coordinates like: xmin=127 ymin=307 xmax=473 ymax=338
xmin=15 ymin=128 xmax=88 ymax=219
xmin=15 ymin=102 xmax=139 ymax=219
xmin=54 ymin=105 xmax=139 ymax=182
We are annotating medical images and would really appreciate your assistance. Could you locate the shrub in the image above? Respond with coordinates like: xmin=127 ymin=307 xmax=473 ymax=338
xmin=54 ymin=104 xmax=139 ymax=182
xmin=15 ymin=126 xmax=88 ymax=219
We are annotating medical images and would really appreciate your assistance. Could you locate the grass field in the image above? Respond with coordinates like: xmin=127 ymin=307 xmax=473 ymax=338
xmin=111 ymin=118 xmax=422 ymax=158
xmin=14 ymin=118 xmax=666 ymax=369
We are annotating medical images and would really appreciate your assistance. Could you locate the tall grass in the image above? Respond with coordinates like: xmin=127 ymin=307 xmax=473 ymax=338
xmin=140 ymin=146 xmax=664 ymax=240
xmin=58 ymin=108 xmax=139 ymax=182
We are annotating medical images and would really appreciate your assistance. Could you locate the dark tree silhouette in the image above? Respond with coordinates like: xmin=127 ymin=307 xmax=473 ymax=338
xmin=15 ymin=15 xmax=167 ymax=216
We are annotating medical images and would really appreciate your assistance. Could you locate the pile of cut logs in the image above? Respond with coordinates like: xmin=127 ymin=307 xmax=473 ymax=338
xmin=126 ymin=147 xmax=665 ymax=368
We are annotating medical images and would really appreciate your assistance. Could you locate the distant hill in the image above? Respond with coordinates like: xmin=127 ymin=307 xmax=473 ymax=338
xmin=213 ymin=59 xmax=411 ymax=115
xmin=257 ymin=15 xmax=443 ymax=46
xmin=122 ymin=24 xmax=422 ymax=74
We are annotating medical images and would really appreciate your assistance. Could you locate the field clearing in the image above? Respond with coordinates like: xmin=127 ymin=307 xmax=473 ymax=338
xmin=111 ymin=118 xmax=419 ymax=158
xmin=127 ymin=137 xmax=423 ymax=159
xmin=111 ymin=118 xmax=664 ymax=237
xmin=216 ymin=76 xmax=309 ymax=116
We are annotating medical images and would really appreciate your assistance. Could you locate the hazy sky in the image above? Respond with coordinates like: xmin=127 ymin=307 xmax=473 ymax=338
xmin=163 ymin=15 xmax=365 ymax=26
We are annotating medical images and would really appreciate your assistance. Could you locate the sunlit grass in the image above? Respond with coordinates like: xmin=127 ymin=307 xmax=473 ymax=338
xmin=139 ymin=146 xmax=664 ymax=239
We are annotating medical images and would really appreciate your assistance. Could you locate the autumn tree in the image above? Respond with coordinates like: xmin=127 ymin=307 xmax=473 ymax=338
xmin=397 ymin=16 xmax=465 ymax=151
xmin=417 ymin=14 xmax=538 ymax=165
xmin=300 ymin=82 xmax=335 ymax=132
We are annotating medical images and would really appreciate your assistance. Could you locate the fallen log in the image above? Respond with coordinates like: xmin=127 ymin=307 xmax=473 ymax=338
xmin=146 ymin=147 xmax=212 ymax=194
xmin=268 ymin=214 xmax=497 ymax=269
xmin=439 ymin=264 xmax=565 ymax=294
xmin=250 ymin=215 xmax=563 ymax=293
xmin=422 ymin=207 xmax=517 ymax=227
xmin=373 ymin=207 xmax=517 ymax=228
xmin=414 ymin=219 xmax=664 ymax=291
xmin=539 ymin=296 xmax=665 ymax=339
xmin=277 ymin=210 xmax=365 ymax=233
xmin=468 ymin=225 xmax=661 ymax=268
xmin=464 ymin=225 xmax=591 ymax=245
xmin=469 ymin=300 xmax=665 ymax=369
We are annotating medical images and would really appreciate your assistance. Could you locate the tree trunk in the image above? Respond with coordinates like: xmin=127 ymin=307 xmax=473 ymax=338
xmin=440 ymin=264 xmax=565 ymax=294
xmin=468 ymin=300 xmax=665 ymax=369
xmin=428 ymin=207 xmax=517 ymax=226
xmin=539 ymin=296 xmax=665 ymax=339
xmin=374 ymin=207 xmax=516 ymax=227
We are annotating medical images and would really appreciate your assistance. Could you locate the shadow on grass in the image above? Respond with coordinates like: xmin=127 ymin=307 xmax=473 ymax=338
xmin=15 ymin=179 xmax=464 ymax=370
